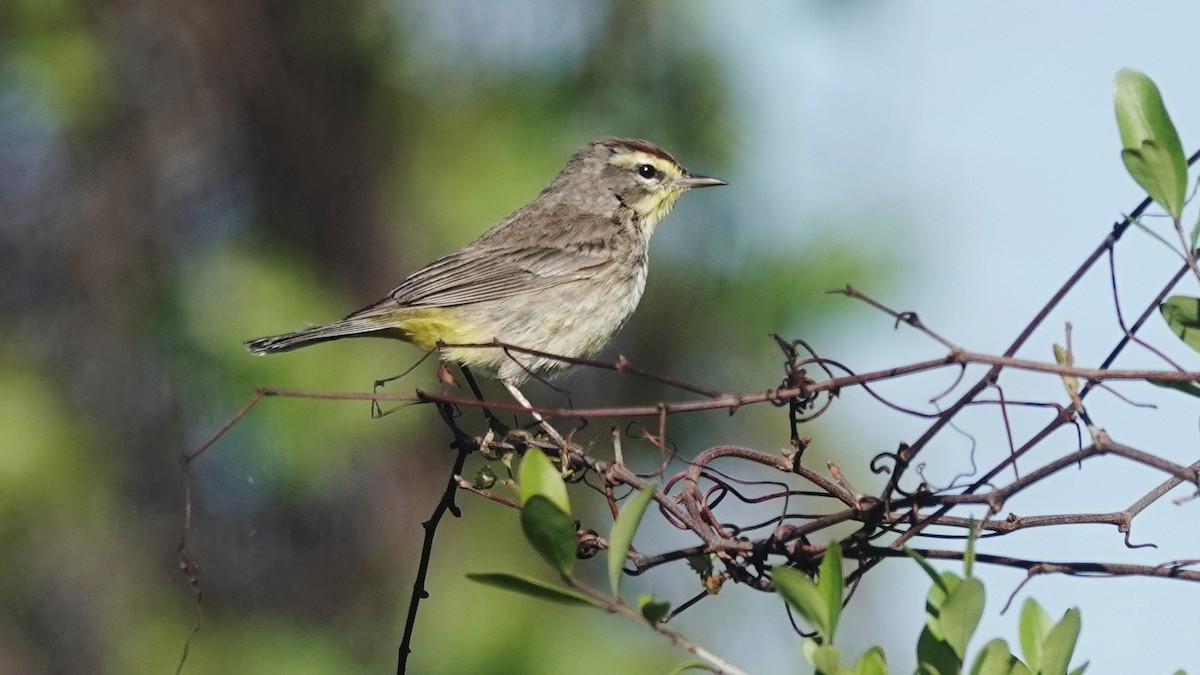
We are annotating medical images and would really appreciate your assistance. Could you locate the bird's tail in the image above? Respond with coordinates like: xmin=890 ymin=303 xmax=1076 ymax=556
xmin=246 ymin=318 xmax=393 ymax=355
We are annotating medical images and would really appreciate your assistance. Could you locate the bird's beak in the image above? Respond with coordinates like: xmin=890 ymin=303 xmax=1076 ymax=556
xmin=674 ymin=174 xmax=727 ymax=190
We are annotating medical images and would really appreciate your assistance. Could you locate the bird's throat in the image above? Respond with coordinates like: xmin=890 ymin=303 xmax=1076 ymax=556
xmin=633 ymin=190 xmax=682 ymax=236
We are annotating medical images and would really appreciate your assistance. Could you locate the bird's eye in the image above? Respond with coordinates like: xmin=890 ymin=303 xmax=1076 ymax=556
xmin=636 ymin=163 xmax=659 ymax=180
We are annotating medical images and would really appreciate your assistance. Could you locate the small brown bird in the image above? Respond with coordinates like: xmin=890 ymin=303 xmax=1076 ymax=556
xmin=247 ymin=138 xmax=725 ymax=402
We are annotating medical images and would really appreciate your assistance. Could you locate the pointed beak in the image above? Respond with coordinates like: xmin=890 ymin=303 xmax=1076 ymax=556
xmin=674 ymin=173 xmax=727 ymax=190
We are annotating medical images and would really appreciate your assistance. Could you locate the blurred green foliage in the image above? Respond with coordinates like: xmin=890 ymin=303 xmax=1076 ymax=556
xmin=4 ymin=0 xmax=114 ymax=132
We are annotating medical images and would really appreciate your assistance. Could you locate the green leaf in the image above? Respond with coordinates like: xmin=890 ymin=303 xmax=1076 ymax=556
xmin=473 ymin=465 xmax=497 ymax=489
xmin=687 ymin=553 xmax=715 ymax=578
xmin=925 ymin=573 xmax=963 ymax=642
xmin=637 ymin=593 xmax=671 ymax=624
xmin=518 ymin=449 xmax=570 ymax=514
xmin=940 ymin=577 xmax=986 ymax=660
xmin=466 ymin=572 xmax=596 ymax=606
xmin=1160 ymin=296 xmax=1200 ymax=353
xmin=920 ymin=580 xmax=963 ymax=673
xmin=1114 ymin=68 xmax=1187 ymax=219
xmin=773 ymin=565 xmax=830 ymax=640
xmin=1019 ymin=598 xmax=1053 ymax=670
xmin=917 ymin=627 xmax=959 ymax=675
xmin=969 ymin=638 xmax=1011 ymax=675
xmin=520 ymin=495 xmax=577 ymax=576
xmin=818 ymin=543 xmax=845 ymax=641
xmin=1039 ymin=608 xmax=1082 ymax=675
xmin=812 ymin=643 xmax=842 ymax=675
xmin=968 ymin=638 xmax=1033 ymax=675
xmin=803 ymin=639 xmax=820 ymax=666
xmin=1068 ymin=664 xmax=1089 ymax=675
xmin=608 ymin=485 xmax=657 ymax=596
xmin=963 ymin=521 xmax=977 ymax=579
xmin=853 ymin=646 xmax=888 ymax=675
xmin=1150 ymin=378 xmax=1200 ymax=399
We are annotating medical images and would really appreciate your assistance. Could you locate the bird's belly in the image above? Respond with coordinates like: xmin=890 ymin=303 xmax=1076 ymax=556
xmin=440 ymin=266 xmax=646 ymax=382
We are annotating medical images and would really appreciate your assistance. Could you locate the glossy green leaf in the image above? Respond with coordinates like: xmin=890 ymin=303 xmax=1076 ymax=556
xmin=853 ymin=646 xmax=888 ymax=675
xmin=1019 ymin=598 xmax=1053 ymax=670
xmin=773 ymin=565 xmax=830 ymax=639
xmin=466 ymin=572 xmax=596 ymax=606
xmin=818 ymin=543 xmax=845 ymax=641
xmin=518 ymin=449 xmax=570 ymax=514
xmin=1039 ymin=608 xmax=1082 ymax=675
xmin=608 ymin=485 xmax=657 ymax=596
xmin=1114 ymin=68 xmax=1187 ymax=219
xmin=520 ymin=495 xmax=576 ymax=576
xmin=637 ymin=593 xmax=671 ymax=624
xmin=940 ymin=577 xmax=985 ymax=660
xmin=1160 ymin=296 xmax=1200 ymax=353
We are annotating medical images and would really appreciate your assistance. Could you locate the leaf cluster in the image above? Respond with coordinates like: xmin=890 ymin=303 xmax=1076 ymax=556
xmin=774 ymin=536 xmax=1091 ymax=675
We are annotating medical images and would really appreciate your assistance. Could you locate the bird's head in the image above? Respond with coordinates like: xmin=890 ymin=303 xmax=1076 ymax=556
xmin=553 ymin=138 xmax=726 ymax=234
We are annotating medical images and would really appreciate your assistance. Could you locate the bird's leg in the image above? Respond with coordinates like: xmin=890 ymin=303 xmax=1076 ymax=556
xmin=502 ymin=379 xmax=567 ymax=449
xmin=458 ymin=365 xmax=510 ymax=436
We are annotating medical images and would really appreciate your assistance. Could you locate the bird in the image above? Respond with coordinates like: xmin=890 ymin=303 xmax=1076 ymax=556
xmin=246 ymin=137 xmax=725 ymax=409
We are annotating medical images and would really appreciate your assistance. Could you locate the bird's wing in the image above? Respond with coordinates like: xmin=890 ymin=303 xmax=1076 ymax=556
xmin=343 ymin=239 xmax=615 ymax=318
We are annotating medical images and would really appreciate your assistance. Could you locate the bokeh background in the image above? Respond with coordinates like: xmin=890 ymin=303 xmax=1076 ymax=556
xmin=4 ymin=1 xmax=1200 ymax=673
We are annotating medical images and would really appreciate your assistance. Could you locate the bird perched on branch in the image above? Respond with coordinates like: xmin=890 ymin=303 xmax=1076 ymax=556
xmin=246 ymin=137 xmax=725 ymax=404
